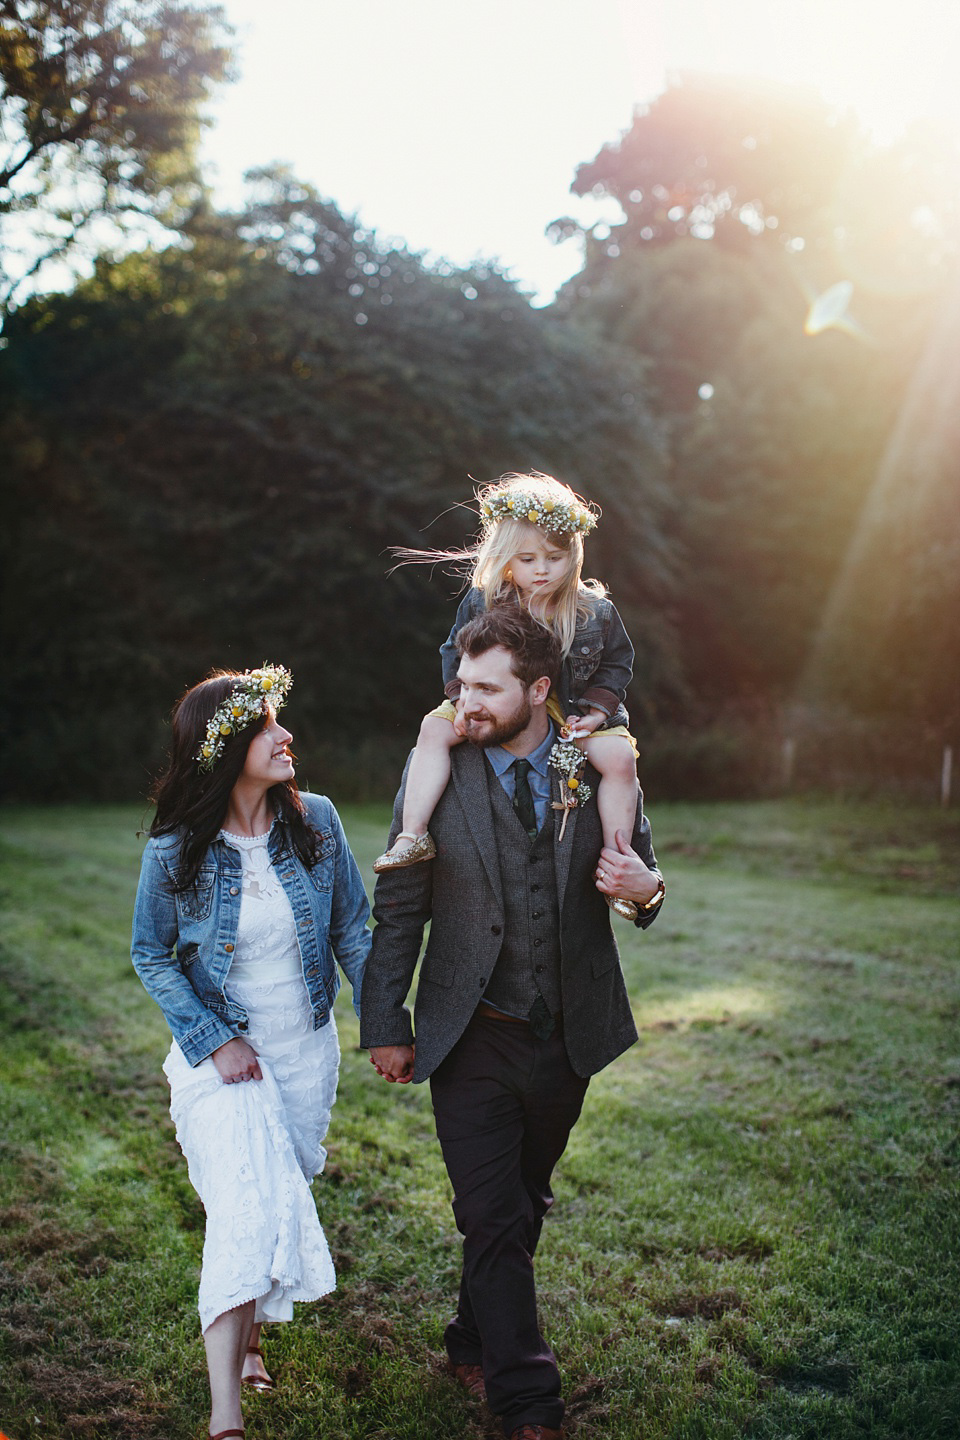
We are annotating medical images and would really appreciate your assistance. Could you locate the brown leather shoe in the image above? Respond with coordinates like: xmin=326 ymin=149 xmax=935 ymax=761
xmin=448 ymin=1359 xmax=486 ymax=1401
xmin=508 ymin=1426 xmax=564 ymax=1440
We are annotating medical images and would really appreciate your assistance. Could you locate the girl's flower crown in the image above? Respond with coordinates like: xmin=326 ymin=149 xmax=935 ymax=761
xmin=196 ymin=664 xmax=293 ymax=772
xmin=479 ymin=486 xmax=598 ymax=538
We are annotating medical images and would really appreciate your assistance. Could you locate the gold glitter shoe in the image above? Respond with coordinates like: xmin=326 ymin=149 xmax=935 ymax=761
xmin=606 ymin=893 xmax=638 ymax=921
xmin=373 ymin=831 xmax=438 ymax=872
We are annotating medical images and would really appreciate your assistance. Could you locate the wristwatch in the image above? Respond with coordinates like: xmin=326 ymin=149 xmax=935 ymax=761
xmin=640 ymin=875 xmax=666 ymax=911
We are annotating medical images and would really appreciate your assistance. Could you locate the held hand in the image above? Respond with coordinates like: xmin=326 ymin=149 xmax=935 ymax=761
xmin=212 ymin=1037 xmax=263 ymax=1084
xmin=369 ymin=1044 xmax=415 ymax=1084
xmin=595 ymin=830 xmax=662 ymax=907
xmin=564 ymin=709 xmax=605 ymax=741
xmin=452 ymin=699 xmax=468 ymax=738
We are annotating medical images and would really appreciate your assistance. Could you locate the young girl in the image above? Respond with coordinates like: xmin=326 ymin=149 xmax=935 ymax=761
xmin=374 ymin=472 xmax=643 ymax=919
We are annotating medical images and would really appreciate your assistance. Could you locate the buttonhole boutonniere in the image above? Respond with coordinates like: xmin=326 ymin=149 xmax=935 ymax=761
xmin=548 ymin=736 xmax=593 ymax=842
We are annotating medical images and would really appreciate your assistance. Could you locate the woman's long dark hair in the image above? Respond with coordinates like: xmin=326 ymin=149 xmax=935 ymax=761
xmin=150 ymin=671 xmax=320 ymax=890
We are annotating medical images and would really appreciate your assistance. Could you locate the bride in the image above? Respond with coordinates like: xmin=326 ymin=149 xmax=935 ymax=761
xmin=131 ymin=664 xmax=370 ymax=1440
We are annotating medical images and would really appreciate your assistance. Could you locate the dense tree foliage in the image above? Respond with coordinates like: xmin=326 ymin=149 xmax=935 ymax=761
xmin=1 ymin=171 xmax=671 ymax=797
xmin=3 ymin=71 xmax=957 ymax=801
xmin=0 ymin=0 xmax=231 ymax=309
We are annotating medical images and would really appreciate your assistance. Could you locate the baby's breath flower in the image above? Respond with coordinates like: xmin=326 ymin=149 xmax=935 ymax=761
xmin=479 ymin=488 xmax=597 ymax=538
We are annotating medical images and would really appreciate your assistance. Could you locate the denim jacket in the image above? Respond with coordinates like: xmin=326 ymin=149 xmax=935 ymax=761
xmin=439 ymin=589 xmax=634 ymax=728
xmin=131 ymin=792 xmax=371 ymax=1067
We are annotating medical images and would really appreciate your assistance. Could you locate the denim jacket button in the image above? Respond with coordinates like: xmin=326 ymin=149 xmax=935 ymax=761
xmin=224 ymin=943 xmax=235 ymax=953
xmin=229 ymin=886 xmax=239 ymax=896
xmin=237 ymin=1019 xmax=248 ymax=1031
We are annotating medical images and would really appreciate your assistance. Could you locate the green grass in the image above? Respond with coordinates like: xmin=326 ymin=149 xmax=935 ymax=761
xmin=1 ymin=799 xmax=958 ymax=1440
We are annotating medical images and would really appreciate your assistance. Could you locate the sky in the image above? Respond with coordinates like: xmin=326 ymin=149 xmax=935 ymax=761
xmin=201 ymin=1 xmax=960 ymax=302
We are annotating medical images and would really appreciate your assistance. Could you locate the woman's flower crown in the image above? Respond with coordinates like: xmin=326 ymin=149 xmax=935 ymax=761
xmin=196 ymin=664 xmax=293 ymax=772
xmin=479 ymin=488 xmax=598 ymax=538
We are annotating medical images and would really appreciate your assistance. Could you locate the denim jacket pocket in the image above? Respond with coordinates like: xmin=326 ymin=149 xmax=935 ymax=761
xmin=175 ymin=865 xmax=217 ymax=921
xmin=568 ymin=630 xmax=605 ymax=687
xmin=307 ymin=830 xmax=337 ymax=892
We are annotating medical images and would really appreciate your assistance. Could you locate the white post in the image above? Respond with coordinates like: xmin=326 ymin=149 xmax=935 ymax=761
xmin=942 ymin=746 xmax=953 ymax=807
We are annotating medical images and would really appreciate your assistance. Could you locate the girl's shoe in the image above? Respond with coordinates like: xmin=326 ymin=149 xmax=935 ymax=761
xmin=606 ymin=893 xmax=638 ymax=921
xmin=373 ymin=831 xmax=437 ymax=872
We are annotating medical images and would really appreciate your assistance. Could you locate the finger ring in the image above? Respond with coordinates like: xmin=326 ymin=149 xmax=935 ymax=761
xmin=598 ymin=869 xmax=605 ymax=880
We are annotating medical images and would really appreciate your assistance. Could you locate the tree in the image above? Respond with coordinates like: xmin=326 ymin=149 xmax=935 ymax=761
xmin=564 ymin=73 xmax=862 ymax=258
xmin=554 ymin=74 xmax=960 ymax=738
xmin=0 ymin=0 xmax=231 ymax=310
xmin=0 ymin=172 xmax=675 ymax=798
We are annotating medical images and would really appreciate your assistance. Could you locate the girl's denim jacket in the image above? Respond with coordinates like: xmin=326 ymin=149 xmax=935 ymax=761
xmin=131 ymin=793 xmax=371 ymax=1067
xmin=440 ymin=589 xmax=635 ymax=728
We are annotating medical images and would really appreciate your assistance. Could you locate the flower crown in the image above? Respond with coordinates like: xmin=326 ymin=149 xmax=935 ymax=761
xmin=196 ymin=664 xmax=293 ymax=772
xmin=479 ymin=489 xmax=598 ymax=538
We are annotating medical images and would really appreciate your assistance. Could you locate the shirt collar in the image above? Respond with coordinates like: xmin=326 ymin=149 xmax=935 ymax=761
xmin=485 ymin=721 xmax=556 ymax=778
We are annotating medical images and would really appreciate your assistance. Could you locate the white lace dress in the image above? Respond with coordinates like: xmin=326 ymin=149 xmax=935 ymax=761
xmin=163 ymin=831 xmax=339 ymax=1332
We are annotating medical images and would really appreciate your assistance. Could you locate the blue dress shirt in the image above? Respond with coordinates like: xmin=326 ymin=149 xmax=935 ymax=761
xmin=484 ymin=723 xmax=557 ymax=833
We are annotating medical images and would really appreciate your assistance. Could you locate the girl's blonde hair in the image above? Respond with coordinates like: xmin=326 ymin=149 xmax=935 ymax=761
xmin=393 ymin=472 xmax=605 ymax=658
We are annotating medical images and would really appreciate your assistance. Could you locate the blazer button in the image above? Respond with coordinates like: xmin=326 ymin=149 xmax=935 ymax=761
xmin=224 ymin=943 xmax=235 ymax=953
xmin=534 ymin=938 xmax=543 ymax=947
xmin=491 ymin=925 xmax=501 ymax=935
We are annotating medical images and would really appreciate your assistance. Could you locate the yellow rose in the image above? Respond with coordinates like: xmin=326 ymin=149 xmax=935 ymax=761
xmin=527 ymin=509 xmax=538 ymax=523
xmin=262 ymin=676 xmax=274 ymax=691
xmin=219 ymin=723 xmax=233 ymax=736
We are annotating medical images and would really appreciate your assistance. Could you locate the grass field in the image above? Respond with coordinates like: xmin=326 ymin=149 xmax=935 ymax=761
xmin=1 ymin=799 xmax=958 ymax=1440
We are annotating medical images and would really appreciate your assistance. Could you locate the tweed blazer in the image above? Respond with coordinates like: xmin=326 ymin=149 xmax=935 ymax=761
xmin=360 ymin=741 xmax=662 ymax=1082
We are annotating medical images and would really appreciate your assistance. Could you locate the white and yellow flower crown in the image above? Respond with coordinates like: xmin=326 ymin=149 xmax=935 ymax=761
xmin=196 ymin=664 xmax=293 ymax=772
xmin=478 ymin=485 xmax=597 ymax=538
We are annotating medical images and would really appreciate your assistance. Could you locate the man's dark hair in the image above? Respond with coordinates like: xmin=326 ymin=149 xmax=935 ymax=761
xmin=456 ymin=604 xmax=562 ymax=689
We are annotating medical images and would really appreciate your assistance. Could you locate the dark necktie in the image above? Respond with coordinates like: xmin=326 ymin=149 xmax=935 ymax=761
xmin=512 ymin=758 xmax=538 ymax=840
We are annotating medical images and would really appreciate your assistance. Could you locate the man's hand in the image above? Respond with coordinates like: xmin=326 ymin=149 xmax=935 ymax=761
xmin=212 ymin=1037 xmax=263 ymax=1084
xmin=369 ymin=1044 xmax=415 ymax=1084
xmin=595 ymin=830 xmax=662 ymax=907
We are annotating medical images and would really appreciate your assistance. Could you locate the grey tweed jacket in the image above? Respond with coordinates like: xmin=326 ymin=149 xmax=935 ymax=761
xmin=360 ymin=741 xmax=663 ymax=1082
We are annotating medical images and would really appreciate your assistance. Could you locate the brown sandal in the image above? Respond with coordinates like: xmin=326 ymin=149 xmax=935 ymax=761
xmin=241 ymin=1343 xmax=275 ymax=1393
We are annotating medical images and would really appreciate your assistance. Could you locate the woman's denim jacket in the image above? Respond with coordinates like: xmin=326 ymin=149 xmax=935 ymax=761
xmin=131 ymin=793 xmax=371 ymax=1067
xmin=440 ymin=589 xmax=634 ymax=728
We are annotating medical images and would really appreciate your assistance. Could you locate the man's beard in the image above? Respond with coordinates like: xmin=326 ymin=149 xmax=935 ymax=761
xmin=462 ymin=692 xmax=532 ymax=749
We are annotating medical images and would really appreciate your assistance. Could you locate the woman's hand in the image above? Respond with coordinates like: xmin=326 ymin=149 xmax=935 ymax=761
xmin=212 ymin=1037 xmax=263 ymax=1084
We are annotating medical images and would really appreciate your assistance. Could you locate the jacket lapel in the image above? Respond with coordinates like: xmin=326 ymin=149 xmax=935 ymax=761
xmin=451 ymin=744 xmax=504 ymax=909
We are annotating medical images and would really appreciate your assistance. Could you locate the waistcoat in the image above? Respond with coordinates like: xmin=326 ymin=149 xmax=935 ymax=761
xmin=482 ymin=766 xmax=563 ymax=1018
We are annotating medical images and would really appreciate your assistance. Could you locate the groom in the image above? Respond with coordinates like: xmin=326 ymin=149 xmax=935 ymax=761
xmin=360 ymin=605 xmax=664 ymax=1440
